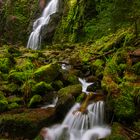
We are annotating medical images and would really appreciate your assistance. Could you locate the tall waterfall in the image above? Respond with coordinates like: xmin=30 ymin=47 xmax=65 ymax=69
xmin=27 ymin=0 xmax=59 ymax=50
xmin=41 ymin=101 xmax=111 ymax=140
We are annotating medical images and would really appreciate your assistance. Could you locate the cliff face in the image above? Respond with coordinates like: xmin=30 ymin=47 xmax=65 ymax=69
xmin=53 ymin=0 xmax=97 ymax=43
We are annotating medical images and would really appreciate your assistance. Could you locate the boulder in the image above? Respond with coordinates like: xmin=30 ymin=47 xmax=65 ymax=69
xmin=34 ymin=63 xmax=60 ymax=83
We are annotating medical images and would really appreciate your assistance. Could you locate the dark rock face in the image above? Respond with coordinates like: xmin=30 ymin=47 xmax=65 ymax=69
xmin=41 ymin=13 xmax=62 ymax=43
xmin=41 ymin=0 xmax=64 ymax=44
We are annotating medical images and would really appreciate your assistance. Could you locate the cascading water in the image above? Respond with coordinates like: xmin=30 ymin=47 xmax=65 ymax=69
xmin=40 ymin=65 xmax=111 ymax=139
xmin=41 ymin=97 xmax=58 ymax=109
xmin=41 ymin=101 xmax=111 ymax=140
xmin=27 ymin=0 xmax=59 ymax=50
xmin=78 ymin=78 xmax=94 ymax=94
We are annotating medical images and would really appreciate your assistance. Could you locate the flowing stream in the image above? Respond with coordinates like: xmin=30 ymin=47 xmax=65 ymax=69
xmin=41 ymin=101 xmax=111 ymax=140
xmin=78 ymin=78 xmax=94 ymax=94
xmin=40 ymin=65 xmax=111 ymax=139
xmin=27 ymin=0 xmax=59 ymax=50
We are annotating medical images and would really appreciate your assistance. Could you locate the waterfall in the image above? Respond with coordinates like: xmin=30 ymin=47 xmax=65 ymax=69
xmin=41 ymin=101 xmax=111 ymax=140
xmin=27 ymin=0 xmax=59 ymax=50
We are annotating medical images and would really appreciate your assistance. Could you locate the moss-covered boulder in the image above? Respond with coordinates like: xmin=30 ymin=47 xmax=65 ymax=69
xmin=34 ymin=63 xmax=60 ymax=83
xmin=56 ymin=84 xmax=82 ymax=119
xmin=58 ymin=84 xmax=82 ymax=97
xmin=0 ymin=108 xmax=55 ymax=139
xmin=61 ymin=71 xmax=79 ymax=85
xmin=32 ymin=81 xmax=53 ymax=95
xmin=28 ymin=95 xmax=42 ymax=108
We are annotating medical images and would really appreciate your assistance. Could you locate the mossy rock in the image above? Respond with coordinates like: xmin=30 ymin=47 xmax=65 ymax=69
xmin=105 ymin=123 xmax=130 ymax=140
xmin=58 ymin=84 xmax=82 ymax=97
xmin=8 ymin=102 xmax=20 ymax=110
xmin=32 ymin=81 xmax=53 ymax=95
xmin=61 ymin=71 xmax=79 ymax=85
xmin=34 ymin=63 xmax=60 ymax=83
xmin=52 ymin=80 xmax=64 ymax=90
xmin=0 ymin=108 xmax=55 ymax=139
xmin=28 ymin=95 xmax=42 ymax=108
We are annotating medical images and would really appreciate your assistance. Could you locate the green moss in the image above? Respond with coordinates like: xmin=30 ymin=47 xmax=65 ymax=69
xmin=32 ymin=81 xmax=53 ymax=95
xmin=0 ymin=58 xmax=11 ymax=73
xmin=52 ymin=80 xmax=64 ymax=90
xmin=76 ymin=93 xmax=86 ymax=102
xmin=34 ymin=63 xmax=60 ymax=83
xmin=21 ymin=79 xmax=36 ymax=99
xmin=58 ymin=84 xmax=82 ymax=97
xmin=62 ymin=72 xmax=79 ymax=85
xmin=4 ymin=83 xmax=19 ymax=94
xmin=0 ymin=96 xmax=8 ymax=112
xmin=15 ymin=58 xmax=35 ymax=71
xmin=132 ymin=62 xmax=140 ymax=75
xmin=28 ymin=95 xmax=42 ymax=108
xmin=105 ymin=123 xmax=130 ymax=140
xmin=0 ymin=91 xmax=5 ymax=100
xmin=113 ymin=84 xmax=135 ymax=121
xmin=8 ymin=102 xmax=20 ymax=110
xmin=8 ymin=96 xmax=23 ymax=104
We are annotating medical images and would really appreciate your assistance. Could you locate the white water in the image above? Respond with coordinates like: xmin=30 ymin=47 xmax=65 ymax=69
xmin=27 ymin=0 xmax=59 ymax=50
xmin=61 ymin=63 xmax=71 ymax=70
xmin=78 ymin=78 xmax=94 ymax=94
xmin=41 ymin=97 xmax=58 ymax=109
xmin=42 ymin=101 xmax=111 ymax=140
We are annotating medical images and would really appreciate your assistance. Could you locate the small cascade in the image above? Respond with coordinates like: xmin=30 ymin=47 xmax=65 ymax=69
xmin=41 ymin=97 xmax=58 ymax=109
xmin=27 ymin=0 xmax=59 ymax=50
xmin=78 ymin=78 xmax=93 ymax=94
xmin=41 ymin=101 xmax=111 ymax=140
